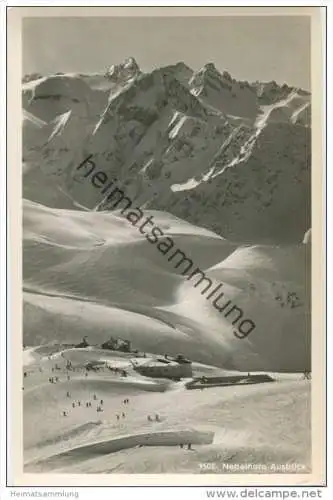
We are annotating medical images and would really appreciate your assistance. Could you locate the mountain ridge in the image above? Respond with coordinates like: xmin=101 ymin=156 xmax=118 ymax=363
xmin=22 ymin=57 xmax=311 ymax=245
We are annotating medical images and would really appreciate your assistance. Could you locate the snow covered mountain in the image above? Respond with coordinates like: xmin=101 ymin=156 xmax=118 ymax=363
xmin=21 ymin=58 xmax=312 ymax=475
xmin=22 ymin=57 xmax=311 ymax=372
xmin=22 ymin=57 xmax=311 ymax=244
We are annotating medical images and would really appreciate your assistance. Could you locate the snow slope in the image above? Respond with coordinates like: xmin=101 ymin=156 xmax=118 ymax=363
xmin=23 ymin=199 xmax=310 ymax=372
xmin=21 ymin=58 xmax=312 ymax=475
xmin=23 ymin=353 xmax=310 ymax=474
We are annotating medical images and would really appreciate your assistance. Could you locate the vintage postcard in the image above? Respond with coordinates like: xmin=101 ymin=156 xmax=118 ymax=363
xmin=7 ymin=5 xmax=326 ymax=487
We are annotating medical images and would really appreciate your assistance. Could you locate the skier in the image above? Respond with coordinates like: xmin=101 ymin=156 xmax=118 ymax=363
xmin=66 ymin=391 xmax=71 ymax=398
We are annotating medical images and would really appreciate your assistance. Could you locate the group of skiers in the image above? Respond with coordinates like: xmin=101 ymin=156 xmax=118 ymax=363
xmin=60 ymin=395 xmax=106 ymax=417
xmin=25 ymin=363 xmax=194 ymax=453
xmin=61 ymin=392 xmax=133 ymax=419
xmin=147 ymin=414 xmax=161 ymax=422
xmin=62 ymin=393 xmax=103 ymax=416
xmin=116 ymin=412 xmax=126 ymax=421
xmin=114 ymin=398 xmax=131 ymax=419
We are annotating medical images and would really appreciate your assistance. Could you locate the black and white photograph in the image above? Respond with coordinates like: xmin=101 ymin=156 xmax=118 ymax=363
xmin=8 ymin=6 xmax=325 ymax=485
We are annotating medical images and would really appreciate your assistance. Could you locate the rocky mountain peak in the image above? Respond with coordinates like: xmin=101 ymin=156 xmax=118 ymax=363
xmin=105 ymin=56 xmax=141 ymax=83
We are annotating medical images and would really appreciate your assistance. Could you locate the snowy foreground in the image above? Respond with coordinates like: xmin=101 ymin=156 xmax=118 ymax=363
xmin=23 ymin=347 xmax=310 ymax=474
xmin=22 ymin=201 xmax=311 ymax=474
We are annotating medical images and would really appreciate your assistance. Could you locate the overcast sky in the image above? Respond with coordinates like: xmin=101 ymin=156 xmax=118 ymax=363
xmin=23 ymin=16 xmax=311 ymax=89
